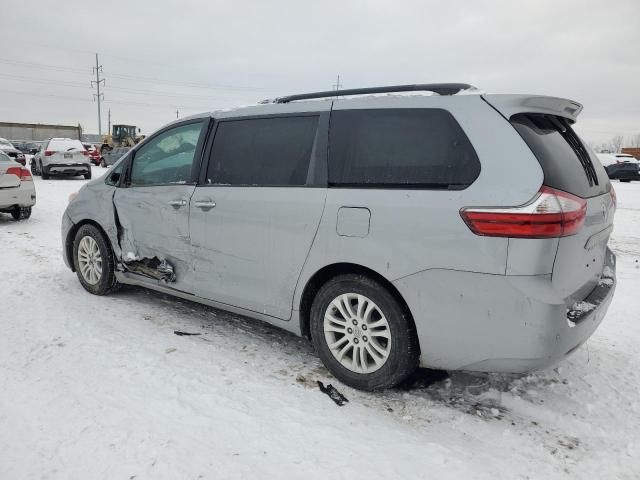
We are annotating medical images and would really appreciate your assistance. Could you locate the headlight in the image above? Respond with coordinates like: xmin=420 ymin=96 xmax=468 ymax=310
xmin=68 ymin=192 xmax=78 ymax=203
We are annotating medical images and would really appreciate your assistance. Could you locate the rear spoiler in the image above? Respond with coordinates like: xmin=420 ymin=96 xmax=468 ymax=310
xmin=482 ymin=94 xmax=583 ymax=123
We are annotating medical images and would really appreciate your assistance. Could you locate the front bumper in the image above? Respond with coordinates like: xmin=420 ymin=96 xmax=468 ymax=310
xmin=61 ymin=211 xmax=75 ymax=269
xmin=393 ymin=249 xmax=616 ymax=373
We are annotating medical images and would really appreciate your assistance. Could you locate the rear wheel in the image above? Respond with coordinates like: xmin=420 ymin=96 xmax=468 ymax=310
xmin=40 ymin=162 xmax=50 ymax=179
xmin=310 ymin=274 xmax=419 ymax=391
xmin=84 ymin=167 xmax=92 ymax=180
xmin=30 ymin=160 xmax=40 ymax=176
xmin=11 ymin=206 xmax=31 ymax=221
xmin=72 ymin=224 xmax=118 ymax=295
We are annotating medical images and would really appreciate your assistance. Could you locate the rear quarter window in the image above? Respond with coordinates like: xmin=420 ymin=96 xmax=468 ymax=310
xmin=328 ymin=108 xmax=480 ymax=189
xmin=510 ymin=114 xmax=610 ymax=198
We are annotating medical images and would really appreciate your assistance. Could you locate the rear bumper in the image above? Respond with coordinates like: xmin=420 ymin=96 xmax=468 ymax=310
xmin=47 ymin=163 xmax=90 ymax=174
xmin=393 ymin=249 xmax=616 ymax=373
xmin=0 ymin=183 xmax=36 ymax=209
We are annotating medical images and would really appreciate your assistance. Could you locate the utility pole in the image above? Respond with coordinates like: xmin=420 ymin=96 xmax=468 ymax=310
xmin=107 ymin=108 xmax=111 ymax=134
xmin=91 ymin=53 xmax=105 ymax=136
xmin=176 ymin=109 xmax=179 ymax=119
xmin=332 ymin=75 xmax=342 ymax=100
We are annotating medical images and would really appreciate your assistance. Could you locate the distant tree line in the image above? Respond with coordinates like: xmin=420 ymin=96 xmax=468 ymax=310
xmin=590 ymin=133 xmax=640 ymax=153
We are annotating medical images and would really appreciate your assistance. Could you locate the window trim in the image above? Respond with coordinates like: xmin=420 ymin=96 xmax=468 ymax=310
xmin=326 ymin=108 xmax=481 ymax=191
xmin=122 ymin=117 xmax=212 ymax=188
xmin=197 ymin=112 xmax=329 ymax=188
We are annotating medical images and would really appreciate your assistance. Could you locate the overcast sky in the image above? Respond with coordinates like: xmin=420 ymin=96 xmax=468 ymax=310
xmin=1 ymin=0 xmax=638 ymax=145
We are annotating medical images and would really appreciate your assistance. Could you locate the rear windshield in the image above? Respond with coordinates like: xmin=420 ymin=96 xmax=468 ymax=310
xmin=48 ymin=139 xmax=84 ymax=151
xmin=510 ymin=113 xmax=610 ymax=198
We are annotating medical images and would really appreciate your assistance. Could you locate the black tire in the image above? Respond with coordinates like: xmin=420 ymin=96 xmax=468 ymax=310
xmin=72 ymin=224 xmax=118 ymax=295
xmin=11 ymin=206 xmax=31 ymax=221
xmin=41 ymin=162 xmax=50 ymax=179
xmin=620 ymin=179 xmax=631 ymax=183
xmin=100 ymin=158 xmax=107 ymax=168
xmin=30 ymin=159 xmax=39 ymax=176
xmin=84 ymin=167 xmax=92 ymax=180
xmin=310 ymin=274 xmax=419 ymax=391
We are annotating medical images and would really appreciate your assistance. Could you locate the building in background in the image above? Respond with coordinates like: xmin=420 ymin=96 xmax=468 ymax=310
xmin=621 ymin=147 xmax=640 ymax=160
xmin=0 ymin=121 xmax=82 ymax=141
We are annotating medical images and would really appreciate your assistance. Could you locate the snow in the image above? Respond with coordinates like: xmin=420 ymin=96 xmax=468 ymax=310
xmin=1 ymin=170 xmax=639 ymax=479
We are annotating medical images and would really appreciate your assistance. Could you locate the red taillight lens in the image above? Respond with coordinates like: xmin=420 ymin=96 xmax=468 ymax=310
xmin=44 ymin=150 xmax=55 ymax=156
xmin=610 ymin=186 xmax=617 ymax=209
xmin=5 ymin=167 xmax=32 ymax=181
xmin=460 ymin=186 xmax=587 ymax=238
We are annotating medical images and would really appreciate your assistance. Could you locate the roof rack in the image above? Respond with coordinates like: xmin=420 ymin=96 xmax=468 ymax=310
xmin=269 ymin=83 xmax=474 ymax=104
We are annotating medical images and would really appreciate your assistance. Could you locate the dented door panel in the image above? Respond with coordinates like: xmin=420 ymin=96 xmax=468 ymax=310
xmin=113 ymin=185 xmax=196 ymax=290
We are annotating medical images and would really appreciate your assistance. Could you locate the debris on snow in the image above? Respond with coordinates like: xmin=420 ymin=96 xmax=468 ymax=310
xmin=174 ymin=331 xmax=202 ymax=337
xmin=317 ymin=381 xmax=349 ymax=406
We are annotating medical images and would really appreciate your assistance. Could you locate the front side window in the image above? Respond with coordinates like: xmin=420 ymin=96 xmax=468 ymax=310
xmin=206 ymin=115 xmax=319 ymax=186
xmin=129 ymin=121 xmax=204 ymax=186
xmin=328 ymin=109 xmax=480 ymax=188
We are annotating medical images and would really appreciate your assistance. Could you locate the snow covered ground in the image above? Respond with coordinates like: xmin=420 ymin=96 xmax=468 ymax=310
xmin=1 ymin=168 xmax=638 ymax=479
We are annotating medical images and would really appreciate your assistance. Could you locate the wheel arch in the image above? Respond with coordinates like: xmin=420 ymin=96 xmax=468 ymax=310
xmin=298 ymin=263 xmax=418 ymax=348
xmin=65 ymin=219 xmax=112 ymax=273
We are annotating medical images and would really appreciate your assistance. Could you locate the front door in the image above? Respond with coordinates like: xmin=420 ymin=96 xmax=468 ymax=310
xmin=189 ymin=113 xmax=328 ymax=319
xmin=113 ymin=120 xmax=208 ymax=292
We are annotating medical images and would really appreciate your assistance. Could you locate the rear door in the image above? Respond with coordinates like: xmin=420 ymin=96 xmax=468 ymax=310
xmin=509 ymin=113 xmax=615 ymax=301
xmin=190 ymin=112 xmax=328 ymax=319
xmin=113 ymin=119 xmax=208 ymax=292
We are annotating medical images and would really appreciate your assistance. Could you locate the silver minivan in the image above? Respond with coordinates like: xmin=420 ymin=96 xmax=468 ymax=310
xmin=62 ymin=84 xmax=617 ymax=390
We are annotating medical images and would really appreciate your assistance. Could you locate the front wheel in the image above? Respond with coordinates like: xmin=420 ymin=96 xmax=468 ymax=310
xmin=72 ymin=224 xmax=118 ymax=295
xmin=310 ymin=274 xmax=419 ymax=391
xmin=30 ymin=160 xmax=40 ymax=176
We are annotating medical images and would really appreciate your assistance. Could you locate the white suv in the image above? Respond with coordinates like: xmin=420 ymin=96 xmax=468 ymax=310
xmin=32 ymin=138 xmax=92 ymax=180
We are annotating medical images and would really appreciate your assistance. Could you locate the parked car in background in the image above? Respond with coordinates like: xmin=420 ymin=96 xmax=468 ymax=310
xmin=0 ymin=138 xmax=26 ymax=166
xmin=31 ymin=138 xmax=92 ymax=180
xmin=100 ymin=146 xmax=130 ymax=167
xmin=83 ymin=143 xmax=101 ymax=165
xmin=597 ymin=153 xmax=640 ymax=182
xmin=62 ymin=84 xmax=617 ymax=391
xmin=0 ymin=150 xmax=35 ymax=220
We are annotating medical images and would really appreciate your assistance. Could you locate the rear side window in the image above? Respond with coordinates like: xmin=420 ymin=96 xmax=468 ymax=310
xmin=510 ymin=114 xmax=610 ymax=198
xmin=207 ymin=115 xmax=318 ymax=186
xmin=328 ymin=109 xmax=480 ymax=189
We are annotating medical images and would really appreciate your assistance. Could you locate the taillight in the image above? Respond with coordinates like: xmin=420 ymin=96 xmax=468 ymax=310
xmin=45 ymin=150 xmax=55 ymax=156
xmin=5 ymin=167 xmax=32 ymax=181
xmin=610 ymin=186 xmax=617 ymax=209
xmin=460 ymin=186 xmax=587 ymax=239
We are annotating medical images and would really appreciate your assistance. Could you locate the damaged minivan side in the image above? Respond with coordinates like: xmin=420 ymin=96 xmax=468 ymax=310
xmin=62 ymin=83 xmax=617 ymax=391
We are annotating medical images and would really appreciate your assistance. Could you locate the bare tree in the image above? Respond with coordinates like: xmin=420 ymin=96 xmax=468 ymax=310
xmin=628 ymin=133 xmax=640 ymax=148
xmin=610 ymin=135 xmax=624 ymax=153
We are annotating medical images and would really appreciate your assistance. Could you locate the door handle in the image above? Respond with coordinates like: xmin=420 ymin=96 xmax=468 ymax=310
xmin=194 ymin=200 xmax=216 ymax=211
xmin=168 ymin=199 xmax=187 ymax=208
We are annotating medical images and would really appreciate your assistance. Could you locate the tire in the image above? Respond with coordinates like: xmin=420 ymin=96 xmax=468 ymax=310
xmin=41 ymin=162 xmax=50 ymax=180
xmin=72 ymin=224 xmax=118 ymax=295
xmin=30 ymin=160 xmax=39 ymax=176
xmin=310 ymin=274 xmax=419 ymax=391
xmin=100 ymin=158 xmax=107 ymax=168
xmin=11 ymin=206 xmax=31 ymax=221
xmin=620 ymin=179 xmax=631 ymax=183
xmin=84 ymin=167 xmax=92 ymax=180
